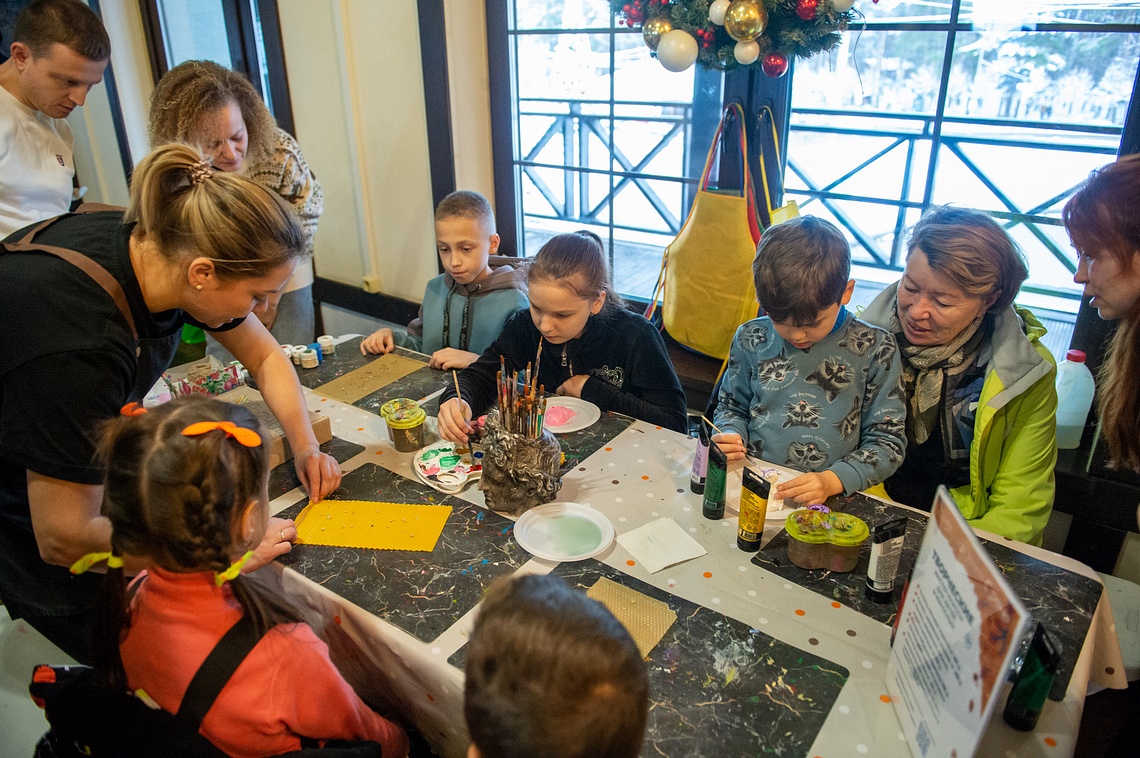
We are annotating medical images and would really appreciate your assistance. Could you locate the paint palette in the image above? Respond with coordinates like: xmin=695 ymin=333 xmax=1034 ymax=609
xmin=413 ymin=440 xmax=483 ymax=494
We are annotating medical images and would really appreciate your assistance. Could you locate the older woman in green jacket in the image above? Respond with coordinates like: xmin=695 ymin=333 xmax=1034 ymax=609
xmin=862 ymin=206 xmax=1057 ymax=545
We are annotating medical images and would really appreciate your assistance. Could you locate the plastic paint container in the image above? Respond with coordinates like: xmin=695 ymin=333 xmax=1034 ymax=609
xmin=307 ymin=342 xmax=323 ymax=361
xmin=380 ymin=398 xmax=420 ymax=442
xmin=299 ymin=349 xmax=319 ymax=369
xmin=784 ymin=508 xmax=869 ymax=573
xmin=290 ymin=345 xmax=305 ymax=365
xmin=318 ymin=335 xmax=336 ymax=355
xmin=280 ymin=344 xmax=294 ymax=361
xmin=388 ymin=406 xmax=427 ymax=452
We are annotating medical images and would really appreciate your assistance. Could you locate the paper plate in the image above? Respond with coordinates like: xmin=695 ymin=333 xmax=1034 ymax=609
xmin=412 ymin=440 xmax=482 ymax=494
xmin=513 ymin=502 xmax=615 ymax=562
xmin=543 ymin=397 xmax=601 ymax=434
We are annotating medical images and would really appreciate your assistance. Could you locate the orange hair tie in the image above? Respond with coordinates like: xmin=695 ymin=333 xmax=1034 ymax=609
xmin=181 ymin=421 xmax=262 ymax=447
xmin=120 ymin=402 xmax=147 ymax=416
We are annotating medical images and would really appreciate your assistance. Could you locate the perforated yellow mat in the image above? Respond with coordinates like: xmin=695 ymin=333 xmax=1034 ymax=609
xmin=294 ymin=500 xmax=452 ymax=552
xmin=587 ymin=577 xmax=677 ymax=659
xmin=314 ymin=353 xmax=426 ymax=404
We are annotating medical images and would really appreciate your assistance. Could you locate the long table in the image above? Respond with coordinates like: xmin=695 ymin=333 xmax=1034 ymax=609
xmin=264 ymin=338 xmax=1126 ymax=758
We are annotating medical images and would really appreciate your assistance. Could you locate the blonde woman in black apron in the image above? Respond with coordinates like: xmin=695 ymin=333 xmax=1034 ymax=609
xmin=0 ymin=143 xmax=341 ymax=661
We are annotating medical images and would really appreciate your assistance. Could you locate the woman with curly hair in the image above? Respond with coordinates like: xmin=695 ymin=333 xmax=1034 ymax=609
xmin=149 ymin=60 xmax=322 ymax=358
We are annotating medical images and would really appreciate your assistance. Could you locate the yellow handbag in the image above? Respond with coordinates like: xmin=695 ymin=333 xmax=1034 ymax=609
xmin=646 ymin=103 xmax=761 ymax=361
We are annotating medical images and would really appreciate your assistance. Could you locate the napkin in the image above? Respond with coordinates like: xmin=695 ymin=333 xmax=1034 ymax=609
xmin=617 ymin=517 xmax=707 ymax=574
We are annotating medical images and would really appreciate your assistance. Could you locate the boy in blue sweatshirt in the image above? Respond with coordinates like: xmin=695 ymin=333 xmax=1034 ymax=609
xmin=362 ymin=191 xmax=528 ymax=369
xmin=713 ymin=216 xmax=907 ymax=505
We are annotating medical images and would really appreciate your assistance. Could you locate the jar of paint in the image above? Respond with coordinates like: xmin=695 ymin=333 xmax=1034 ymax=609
xmin=388 ymin=406 xmax=427 ymax=452
xmin=380 ymin=398 xmax=419 ymax=442
xmin=784 ymin=508 xmax=869 ymax=573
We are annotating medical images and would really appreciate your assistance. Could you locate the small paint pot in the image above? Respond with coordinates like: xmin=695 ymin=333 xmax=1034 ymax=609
xmin=388 ymin=406 xmax=427 ymax=452
xmin=317 ymin=335 xmax=336 ymax=355
xmin=380 ymin=398 xmax=419 ymax=442
xmin=299 ymin=348 xmax=319 ymax=369
xmin=291 ymin=345 xmax=306 ymax=365
xmin=280 ymin=344 xmax=294 ymax=360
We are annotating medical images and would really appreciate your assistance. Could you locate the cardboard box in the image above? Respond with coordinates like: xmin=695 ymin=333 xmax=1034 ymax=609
xmin=215 ymin=386 xmax=332 ymax=469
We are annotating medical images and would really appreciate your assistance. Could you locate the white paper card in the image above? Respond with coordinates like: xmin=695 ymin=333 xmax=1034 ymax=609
xmin=887 ymin=486 xmax=1030 ymax=758
xmin=617 ymin=517 xmax=707 ymax=574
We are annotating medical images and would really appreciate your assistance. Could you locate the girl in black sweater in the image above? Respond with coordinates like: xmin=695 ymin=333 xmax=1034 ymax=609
xmin=438 ymin=231 xmax=687 ymax=441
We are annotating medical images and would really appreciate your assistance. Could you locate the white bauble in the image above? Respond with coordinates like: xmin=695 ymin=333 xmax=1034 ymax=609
xmin=832 ymin=0 xmax=856 ymax=11
xmin=657 ymin=30 xmax=699 ymax=72
xmin=709 ymin=0 xmax=731 ymax=25
xmin=734 ymin=40 xmax=760 ymax=65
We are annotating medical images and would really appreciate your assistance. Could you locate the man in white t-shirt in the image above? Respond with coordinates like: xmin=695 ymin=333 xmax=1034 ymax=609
xmin=0 ymin=0 xmax=109 ymax=239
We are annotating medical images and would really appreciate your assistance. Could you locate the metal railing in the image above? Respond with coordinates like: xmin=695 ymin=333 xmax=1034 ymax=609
xmin=516 ymin=97 xmax=696 ymax=238
xmin=786 ymin=108 xmax=1121 ymax=301
xmin=515 ymin=99 xmax=1117 ymax=304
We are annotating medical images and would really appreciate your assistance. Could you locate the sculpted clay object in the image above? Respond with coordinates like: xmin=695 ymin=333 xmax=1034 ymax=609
xmin=478 ymin=412 xmax=562 ymax=516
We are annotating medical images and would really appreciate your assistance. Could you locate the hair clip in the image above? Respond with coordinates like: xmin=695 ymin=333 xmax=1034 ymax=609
xmin=188 ymin=158 xmax=215 ymax=186
xmin=181 ymin=421 xmax=262 ymax=447
xmin=70 ymin=551 xmax=124 ymax=575
xmin=215 ymin=550 xmax=254 ymax=586
xmin=120 ymin=401 xmax=148 ymax=417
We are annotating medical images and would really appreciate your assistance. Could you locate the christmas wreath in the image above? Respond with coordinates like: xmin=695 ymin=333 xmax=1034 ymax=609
xmin=612 ymin=0 xmax=859 ymax=75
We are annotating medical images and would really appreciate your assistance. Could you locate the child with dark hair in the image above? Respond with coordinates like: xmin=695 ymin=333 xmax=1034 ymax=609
xmin=362 ymin=190 xmax=529 ymax=370
xmin=77 ymin=396 xmax=408 ymax=758
xmin=713 ymin=216 xmax=907 ymax=505
xmin=437 ymin=230 xmax=687 ymax=439
xmin=464 ymin=573 xmax=649 ymax=758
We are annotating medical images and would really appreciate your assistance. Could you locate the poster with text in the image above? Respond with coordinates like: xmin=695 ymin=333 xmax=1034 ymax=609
xmin=887 ymin=486 xmax=1030 ymax=758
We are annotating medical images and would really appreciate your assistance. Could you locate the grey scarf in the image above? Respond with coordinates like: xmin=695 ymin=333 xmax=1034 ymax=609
xmin=886 ymin=296 xmax=986 ymax=445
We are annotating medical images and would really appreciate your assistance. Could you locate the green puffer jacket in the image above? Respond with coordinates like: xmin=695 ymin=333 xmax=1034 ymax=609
xmin=862 ymin=283 xmax=1057 ymax=545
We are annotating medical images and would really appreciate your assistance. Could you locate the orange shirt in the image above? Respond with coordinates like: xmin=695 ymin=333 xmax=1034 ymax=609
xmin=119 ymin=567 xmax=408 ymax=758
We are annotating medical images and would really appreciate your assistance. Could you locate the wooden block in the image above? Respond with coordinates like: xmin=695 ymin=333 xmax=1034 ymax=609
xmin=215 ymin=386 xmax=332 ymax=469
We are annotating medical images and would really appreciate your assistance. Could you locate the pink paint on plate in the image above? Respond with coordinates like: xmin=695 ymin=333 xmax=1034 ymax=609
xmin=545 ymin=405 xmax=578 ymax=427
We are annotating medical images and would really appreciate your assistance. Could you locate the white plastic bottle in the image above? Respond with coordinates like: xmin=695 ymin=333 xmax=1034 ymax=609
xmin=1055 ymin=349 xmax=1096 ymax=449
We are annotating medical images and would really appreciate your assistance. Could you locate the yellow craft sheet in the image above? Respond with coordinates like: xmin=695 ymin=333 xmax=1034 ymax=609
xmin=586 ymin=577 xmax=677 ymax=659
xmin=295 ymin=500 xmax=452 ymax=552
xmin=314 ymin=352 xmax=426 ymax=404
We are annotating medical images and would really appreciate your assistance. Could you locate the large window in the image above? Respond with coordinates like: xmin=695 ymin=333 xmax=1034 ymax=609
xmin=788 ymin=0 xmax=1140 ymax=357
xmin=499 ymin=0 xmax=722 ymax=300
xmin=139 ymin=0 xmax=292 ymax=132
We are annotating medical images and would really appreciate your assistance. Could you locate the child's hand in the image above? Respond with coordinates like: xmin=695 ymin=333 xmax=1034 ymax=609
xmin=429 ymin=348 xmax=480 ymax=370
xmin=711 ymin=432 xmax=747 ymax=461
xmin=438 ymin=398 xmax=474 ymax=443
xmin=556 ymin=374 xmax=588 ymax=398
xmin=361 ymin=329 xmax=395 ymax=355
xmin=245 ymin=516 xmax=297 ymax=572
xmin=776 ymin=471 xmax=843 ymax=505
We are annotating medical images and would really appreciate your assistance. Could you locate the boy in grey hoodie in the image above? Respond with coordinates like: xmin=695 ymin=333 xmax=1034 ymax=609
xmin=362 ymin=191 xmax=528 ymax=369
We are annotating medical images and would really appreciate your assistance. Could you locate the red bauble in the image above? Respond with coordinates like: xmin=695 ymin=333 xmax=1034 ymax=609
xmin=796 ymin=0 xmax=819 ymax=21
xmin=761 ymin=52 xmax=789 ymax=78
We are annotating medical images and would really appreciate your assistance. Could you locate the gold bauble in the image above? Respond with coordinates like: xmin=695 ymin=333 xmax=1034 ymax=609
xmin=724 ymin=0 xmax=768 ymax=43
xmin=642 ymin=16 xmax=673 ymax=52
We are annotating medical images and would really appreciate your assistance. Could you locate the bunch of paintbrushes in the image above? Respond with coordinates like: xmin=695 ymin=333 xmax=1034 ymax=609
xmin=496 ymin=351 xmax=547 ymax=438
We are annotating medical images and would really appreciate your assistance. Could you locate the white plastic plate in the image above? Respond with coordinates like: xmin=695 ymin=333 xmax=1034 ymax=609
xmin=513 ymin=502 xmax=615 ymax=562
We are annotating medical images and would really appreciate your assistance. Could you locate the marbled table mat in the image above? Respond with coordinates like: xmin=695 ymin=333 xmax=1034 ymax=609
xmin=276 ymin=463 xmax=529 ymax=643
xmin=267 ymin=436 xmax=365 ymax=499
xmin=752 ymin=491 xmax=1101 ymax=701
xmin=449 ymin=559 xmax=848 ymax=758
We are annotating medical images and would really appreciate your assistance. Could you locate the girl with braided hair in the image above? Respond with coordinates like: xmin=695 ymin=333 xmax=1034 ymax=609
xmin=77 ymin=396 xmax=408 ymax=758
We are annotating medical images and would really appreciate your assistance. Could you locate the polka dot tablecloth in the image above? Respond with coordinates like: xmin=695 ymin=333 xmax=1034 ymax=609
xmin=273 ymin=378 xmax=1119 ymax=758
